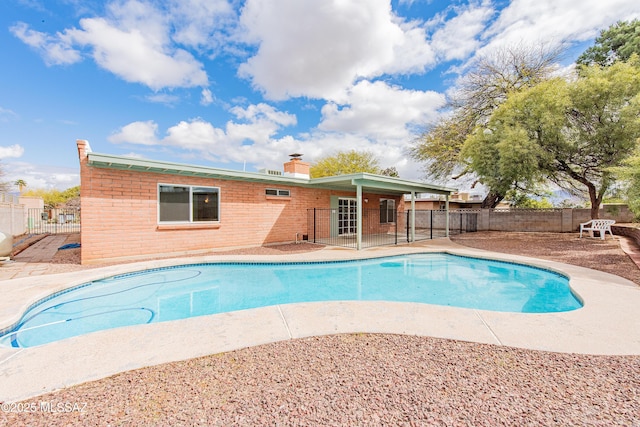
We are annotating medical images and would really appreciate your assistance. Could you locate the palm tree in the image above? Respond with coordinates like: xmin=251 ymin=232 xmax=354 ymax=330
xmin=14 ymin=179 xmax=27 ymax=194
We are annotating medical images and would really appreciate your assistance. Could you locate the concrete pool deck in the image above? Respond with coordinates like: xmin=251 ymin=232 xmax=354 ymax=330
xmin=1 ymin=238 xmax=640 ymax=402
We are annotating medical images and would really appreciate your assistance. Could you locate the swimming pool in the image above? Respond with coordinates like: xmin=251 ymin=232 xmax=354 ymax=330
xmin=0 ymin=253 xmax=581 ymax=348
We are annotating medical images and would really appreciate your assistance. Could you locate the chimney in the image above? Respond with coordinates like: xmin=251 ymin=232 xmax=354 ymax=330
xmin=283 ymin=153 xmax=310 ymax=178
xmin=76 ymin=139 xmax=92 ymax=161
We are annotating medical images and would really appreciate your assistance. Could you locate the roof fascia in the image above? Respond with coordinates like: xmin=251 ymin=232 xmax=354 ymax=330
xmin=86 ymin=152 xmax=310 ymax=185
xmin=86 ymin=153 xmax=456 ymax=195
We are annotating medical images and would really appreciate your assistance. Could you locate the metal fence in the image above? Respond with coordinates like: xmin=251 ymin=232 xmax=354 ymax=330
xmin=307 ymin=208 xmax=400 ymax=249
xmin=307 ymin=208 xmax=478 ymax=249
xmin=408 ymin=209 xmax=479 ymax=241
xmin=27 ymin=208 xmax=81 ymax=234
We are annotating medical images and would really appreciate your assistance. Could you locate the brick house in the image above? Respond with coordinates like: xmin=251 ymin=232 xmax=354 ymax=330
xmin=77 ymin=140 xmax=455 ymax=264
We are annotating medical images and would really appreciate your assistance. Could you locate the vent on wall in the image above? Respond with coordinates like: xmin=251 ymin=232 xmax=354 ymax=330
xmin=259 ymin=168 xmax=283 ymax=176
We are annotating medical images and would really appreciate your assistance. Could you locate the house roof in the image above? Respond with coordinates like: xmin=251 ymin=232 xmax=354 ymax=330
xmin=308 ymin=173 xmax=454 ymax=195
xmin=86 ymin=152 xmax=455 ymax=196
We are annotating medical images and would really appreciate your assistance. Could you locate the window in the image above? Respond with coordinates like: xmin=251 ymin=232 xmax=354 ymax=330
xmin=265 ymin=188 xmax=290 ymax=197
xmin=380 ymin=199 xmax=396 ymax=223
xmin=159 ymin=185 xmax=219 ymax=223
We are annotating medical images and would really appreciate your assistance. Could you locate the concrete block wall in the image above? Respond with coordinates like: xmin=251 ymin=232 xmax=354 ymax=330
xmin=611 ymin=225 xmax=640 ymax=247
xmin=488 ymin=209 xmax=564 ymax=232
xmin=0 ymin=202 xmax=26 ymax=236
xmin=409 ymin=207 xmax=636 ymax=233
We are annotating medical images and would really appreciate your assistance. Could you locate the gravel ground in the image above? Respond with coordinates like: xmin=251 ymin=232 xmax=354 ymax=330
xmin=451 ymin=231 xmax=640 ymax=285
xmin=2 ymin=232 xmax=640 ymax=426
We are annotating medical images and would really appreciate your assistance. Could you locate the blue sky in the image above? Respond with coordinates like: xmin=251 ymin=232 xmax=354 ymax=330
xmin=0 ymin=0 xmax=638 ymax=191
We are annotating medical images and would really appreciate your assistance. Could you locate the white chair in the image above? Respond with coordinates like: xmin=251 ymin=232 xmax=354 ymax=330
xmin=579 ymin=219 xmax=615 ymax=240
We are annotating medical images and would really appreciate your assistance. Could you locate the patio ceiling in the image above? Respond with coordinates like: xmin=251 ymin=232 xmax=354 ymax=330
xmin=308 ymin=173 xmax=455 ymax=196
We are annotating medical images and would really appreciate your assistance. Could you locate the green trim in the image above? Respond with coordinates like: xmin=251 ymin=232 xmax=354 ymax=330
xmin=87 ymin=152 xmax=456 ymax=196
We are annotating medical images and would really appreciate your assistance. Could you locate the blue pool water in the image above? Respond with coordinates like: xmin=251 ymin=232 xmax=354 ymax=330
xmin=0 ymin=254 xmax=581 ymax=348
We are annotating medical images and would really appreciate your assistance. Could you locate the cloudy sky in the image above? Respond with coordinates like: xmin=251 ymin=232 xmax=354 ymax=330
xmin=0 ymin=0 xmax=638 ymax=191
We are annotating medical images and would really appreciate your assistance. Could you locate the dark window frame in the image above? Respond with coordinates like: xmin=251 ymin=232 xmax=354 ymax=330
xmin=158 ymin=184 xmax=220 ymax=223
xmin=380 ymin=198 xmax=396 ymax=224
xmin=265 ymin=188 xmax=291 ymax=197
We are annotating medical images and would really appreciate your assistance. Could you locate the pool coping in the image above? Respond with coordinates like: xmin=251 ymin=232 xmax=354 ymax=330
xmin=1 ymin=239 xmax=639 ymax=402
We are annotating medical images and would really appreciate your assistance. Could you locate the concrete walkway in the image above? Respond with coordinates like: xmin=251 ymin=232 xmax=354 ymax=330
xmin=1 ymin=235 xmax=69 ymax=279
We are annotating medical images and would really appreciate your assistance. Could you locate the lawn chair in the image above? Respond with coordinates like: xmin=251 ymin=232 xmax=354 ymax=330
xmin=579 ymin=219 xmax=615 ymax=240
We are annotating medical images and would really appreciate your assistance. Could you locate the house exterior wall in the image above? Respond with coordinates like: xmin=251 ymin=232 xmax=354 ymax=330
xmin=78 ymin=143 xmax=404 ymax=264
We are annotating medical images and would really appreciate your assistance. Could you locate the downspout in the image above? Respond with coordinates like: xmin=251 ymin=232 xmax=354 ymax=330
xmin=410 ymin=192 xmax=416 ymax=243
xmin=356 ymin=183 xmax=363 ymax=250
xmin=445 ymin=194 xmax=450 ymax=238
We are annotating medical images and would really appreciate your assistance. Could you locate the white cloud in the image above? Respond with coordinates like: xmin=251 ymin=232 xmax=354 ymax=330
xmin=67 ymin=0 xmax=208 ymax=90
xmin=108 ymin=103 xmax=298 ymax=165
xmin=380 ymin=19 xmax=436 ymax=76
xmin=3 ymin=162 xmax=80 ymax=190
xmin=200 ymin=88 xmax=214 ymax=106
xmin=483 ymin=0 xmax=640 ymax=52
xmin=107 ymin=84 xmax=443 ymax=177
xmin=319 ymin=80 xmax=445 ymax=140
xmin=109 ymin=121 xmax=160 ymax=145
xmin=163 ymin=119 xmax=229 ymax=152
xmin=14 ymin=0 xmax=210 ymax=90
xmin=146 ymin=93 xmax=181 ymax=105
xmin=229 ymin=103 xmax=296 ymax=127
xmin=10 ymin=22 xmax=81 ymax=66
xmin=430 ymin=2 xmax=494 ymax=61
xmin=169 ymin=0 xmax=235 ymax=51
xmin=238 ymin=0 xmax=435 ymax=100
xmin=286 ymin=131 xmax=423 ymax=180
xmin=0 ymin=145 xmax=25 ymax=159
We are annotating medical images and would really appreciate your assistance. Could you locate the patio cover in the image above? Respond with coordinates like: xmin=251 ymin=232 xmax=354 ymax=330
xmin=308 ymin=173 xmax=456 ymax=249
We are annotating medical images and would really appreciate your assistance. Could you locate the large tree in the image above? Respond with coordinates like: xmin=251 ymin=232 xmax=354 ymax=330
xmin=310 ymin=150 xmax=381 ymax=178
xmin=463 ymin=59 xmax=640 ymax=218
xmin=613 ymin=148 xmax=640 ymax=218
xmin=577 ymin=19 xmax=640 ymax=67
xmin=411 ymin=43 xmax=563 ymax=207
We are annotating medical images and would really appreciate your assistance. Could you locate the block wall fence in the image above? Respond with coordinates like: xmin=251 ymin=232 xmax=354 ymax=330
xmin=0 ymin=203 xmax=26 ymax=237
xmin=77 ymin=142 xmax=404 ymax=264
xmin=471 ymin=206 xmax=635 ymax=232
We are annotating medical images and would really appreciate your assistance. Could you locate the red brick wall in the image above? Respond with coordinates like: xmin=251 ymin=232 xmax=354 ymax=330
xmin=78 ymin=142 xmax=399 ymax=263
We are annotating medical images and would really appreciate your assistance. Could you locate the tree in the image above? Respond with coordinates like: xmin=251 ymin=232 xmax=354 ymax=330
xmin=411 ymin=43 xmax=563 ymax=207
xmin=22 ymin=185 xmax=80 ymax=209
xmin=577 ymin=19 xmax=640 ymax=67
xmin=506 ymin=189 xmax=554 ymax=209
xmin=463 ymin=59 xmax=640 ymax=219
xmin=14 ymin=179 xmax=27 ymax=194
xmin=380 ymin=167 xmax=399 ymax=177
xmin=310 ymin=150 xmax=381 ymax=178
xmin=612 ymin=149 xmax=640 ymax=219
